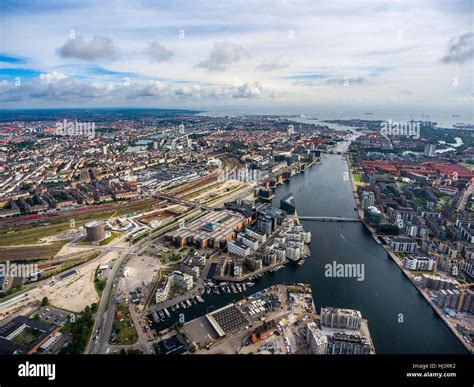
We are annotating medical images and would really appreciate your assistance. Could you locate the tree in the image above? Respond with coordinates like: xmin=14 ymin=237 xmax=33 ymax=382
xmin=41 ymin=297 xmax=49 ymax=307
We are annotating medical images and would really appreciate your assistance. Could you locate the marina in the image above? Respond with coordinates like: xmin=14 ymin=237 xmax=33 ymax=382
xmin=146 ymin=135 xmax=466 ymax=354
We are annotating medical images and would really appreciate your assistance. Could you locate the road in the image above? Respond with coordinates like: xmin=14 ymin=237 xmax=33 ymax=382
xmin=86 ymin=208 xmax=204 ymax=354
xmin=86 ymin=238 xmax=149 ymax=354
xmin=86 ymin=183 xmax=255 ymax=354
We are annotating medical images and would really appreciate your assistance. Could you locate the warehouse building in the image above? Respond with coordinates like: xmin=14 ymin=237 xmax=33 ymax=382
xmin=166 ymin=209 xmax=251 ymax=249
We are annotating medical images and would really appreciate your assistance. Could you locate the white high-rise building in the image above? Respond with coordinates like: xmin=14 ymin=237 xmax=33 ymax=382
xmin=424 ymin=143 xmax=437 ymax=157
xmin=361 ymin=191 xmax=375 ymax=209
xmin=306 ymin=322 xmax=328 ymax=354
xmin=320 ymin=307 xmax=362 ymax=331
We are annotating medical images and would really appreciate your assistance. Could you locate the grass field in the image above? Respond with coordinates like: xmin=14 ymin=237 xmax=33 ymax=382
xmin=110 ymin=304 xmax=138 ymax=345
xmin=0 ymin=241 xmax=68 ymax=261
xmin=0 ymin=199 xmax=157 ymax=247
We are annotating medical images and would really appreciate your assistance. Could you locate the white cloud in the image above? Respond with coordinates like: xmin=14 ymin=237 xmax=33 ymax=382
xmin=0 ymin=73 xmax=276 ymax=104
xmin=1 ymin=0 xmax=472 ymax=110
xmin=196 ymin=41 xmax=246 ymax=71
xmin=441 ymin=32 xmax=474 ymax=64
xmin=147 ymin=41 xmax=173 ymax=62
xmin=38 ymin=71 xmax=69 ymax=84
xmin=57 ymin=36 xmax=117 ymax=61
xmin=257 ymin=57 xmax=290 ymax=72
xmin=232 ymin=82 xmax=263 ymax=98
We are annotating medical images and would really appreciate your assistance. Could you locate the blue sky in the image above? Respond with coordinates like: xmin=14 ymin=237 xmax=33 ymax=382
xmin=0 ymin=0 xmax=472 ymax=112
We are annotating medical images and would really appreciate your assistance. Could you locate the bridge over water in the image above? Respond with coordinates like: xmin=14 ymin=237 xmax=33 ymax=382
xmin=298 ymin=216 xmax=361 ymax=222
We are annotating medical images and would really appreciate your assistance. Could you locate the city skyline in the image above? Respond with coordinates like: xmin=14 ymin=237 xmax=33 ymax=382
xmin=0 ymin=1 xmax=472 ymax=382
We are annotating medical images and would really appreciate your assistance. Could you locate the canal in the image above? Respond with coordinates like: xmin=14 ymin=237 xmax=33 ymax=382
xmin=150 ymin=138 xmax=466 ymax=354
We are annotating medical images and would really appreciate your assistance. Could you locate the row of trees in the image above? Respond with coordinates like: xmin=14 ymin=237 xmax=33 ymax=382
xmin=60 ymin=303 xmax=97 ymax=354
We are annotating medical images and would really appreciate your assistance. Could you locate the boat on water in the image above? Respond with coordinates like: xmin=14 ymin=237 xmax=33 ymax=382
xmin=152 ymin=312 xmax=159 ymax=322
xmin=197 ymin=295 xmax=204 ymax=303
xmin=186 ymin=299 xmax=192 ymax=307
xmin=164 ymin=308 xmax=171 ymax=318
xmin=297 ymin=259 xmax=305 ymax=266
xmin=158 ymin=310 xmax=165 ymax=320
xmin=192 ymin=298 xmax=197 ymax=305
xmin=246 ymin=282 xmax=254 ymax=287
xmin=242 ymin=284 xmax=247 ymax=291
xmin=181 ymin=301 xmax=187 ymax=309
xmin=206 ymin=288 xmax=211 ymax=294
xmin=236 ymin=284 xmax=242 ymax=292
xmin=231 ymin=285 xmax=237 ymax=293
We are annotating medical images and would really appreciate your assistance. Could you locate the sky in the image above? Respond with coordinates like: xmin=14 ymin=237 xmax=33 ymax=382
xmin=0 ymin=0 xmax=473 ymax=115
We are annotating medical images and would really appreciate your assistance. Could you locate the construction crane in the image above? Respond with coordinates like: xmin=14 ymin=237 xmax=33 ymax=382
xmin=108 ymin=211 xmax=118 ymax=221
xmin=457 ymin=283 xmax=474 ymax=312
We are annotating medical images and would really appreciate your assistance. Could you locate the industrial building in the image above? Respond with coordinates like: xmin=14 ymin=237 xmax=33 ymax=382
xmin=166 ymin=209 xmax=250 ymax=248
xmin=154 ymin=333 xmax=190 ymax=355
xmin=84 ymin=220 xmax=106 ymax=242
xmin=250 ymin=319 xmax=277 ymax=343
xmin=206 ymin=304 xmax=249 ymax=337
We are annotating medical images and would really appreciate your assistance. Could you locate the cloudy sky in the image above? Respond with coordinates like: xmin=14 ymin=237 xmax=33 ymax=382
xmin=0 ymin=0 xmax=472 ymax=113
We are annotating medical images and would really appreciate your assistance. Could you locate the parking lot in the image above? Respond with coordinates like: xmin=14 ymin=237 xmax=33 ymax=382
xmin=34 ymin=306 xmax=70 ymax=327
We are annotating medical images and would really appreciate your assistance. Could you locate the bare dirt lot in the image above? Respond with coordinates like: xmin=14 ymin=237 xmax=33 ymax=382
xmin=0 ymin=251 xmax=119 ymax=319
